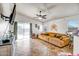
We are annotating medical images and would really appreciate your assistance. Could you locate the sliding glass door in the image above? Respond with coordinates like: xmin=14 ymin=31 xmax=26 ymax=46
xmin=14 ymin=22 xmax=31 ymax=56
xmin=17 ymin=22 xmax=30 ymax=40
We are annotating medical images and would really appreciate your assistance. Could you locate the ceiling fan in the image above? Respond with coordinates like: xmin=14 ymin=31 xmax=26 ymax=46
xmin=35 ymin=11 xmax=47 ymax=19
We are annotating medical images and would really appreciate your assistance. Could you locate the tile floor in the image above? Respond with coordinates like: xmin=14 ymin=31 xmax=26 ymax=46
xmin=0 ymin=38 xmax=73 ymax=56
xmin=13 ymin=39 xmax=31 ymax=56
xmin=32 ymin=39 xmax=73 ymax=56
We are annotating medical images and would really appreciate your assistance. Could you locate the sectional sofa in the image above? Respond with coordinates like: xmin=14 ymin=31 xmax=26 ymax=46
xmin=38 ymin=32 xmax=70 ymax=48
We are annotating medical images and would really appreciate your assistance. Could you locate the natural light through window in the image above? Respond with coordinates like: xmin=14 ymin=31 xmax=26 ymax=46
xmin=17 ymin=22 xmax=30 ymax=40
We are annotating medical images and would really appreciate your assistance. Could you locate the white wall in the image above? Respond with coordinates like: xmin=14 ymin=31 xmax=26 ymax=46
xmin=43 ymin=18 xmax=68 ymax=34
xmin=15 ymin=13 xmax=43 ymax=34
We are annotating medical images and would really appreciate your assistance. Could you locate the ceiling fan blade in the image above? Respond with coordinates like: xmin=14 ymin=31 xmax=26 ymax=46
xmin=36 ymin=14 xmax=42 ymax=17
xmin=42 ymin=16 xmax=46 ymax=19
xmin=40 ymin=11 xmax=42 ymax=13
xmin=43 ymin=15 xmax=47 ymax=16
xmin=35 ymin=10 xmax=47 ymax=19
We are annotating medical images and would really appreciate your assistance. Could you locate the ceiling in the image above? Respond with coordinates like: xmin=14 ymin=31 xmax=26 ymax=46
xmin=0 ymin=3 xmax=79 ymax=22
xmin=16 ymin=3 xmax=79 ymax=22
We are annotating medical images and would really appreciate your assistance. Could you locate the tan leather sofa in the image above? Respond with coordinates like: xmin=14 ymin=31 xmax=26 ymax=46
xmin=38 ymin=32 xmax=70 ymax=48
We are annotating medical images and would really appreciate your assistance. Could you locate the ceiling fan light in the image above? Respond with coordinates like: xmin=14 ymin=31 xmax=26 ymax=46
xmin=38 ymin=17 xmax=42 ymax=19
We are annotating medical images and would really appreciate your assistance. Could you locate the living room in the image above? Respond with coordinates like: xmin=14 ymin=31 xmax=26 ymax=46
xmin=0 ymin=3 xmax=79 ymax=56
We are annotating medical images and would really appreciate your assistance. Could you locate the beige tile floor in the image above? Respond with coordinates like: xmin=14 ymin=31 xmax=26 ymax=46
xmin=32 ymin=39 xmax=73 ymax=56
xmin=13 ymin=39 xmax=31 ymax=56
xmin=0 ymin=39 xmax=31 ymax=56
xmin=0 ymin=38 xmax=73 ymax=56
